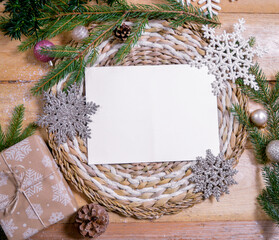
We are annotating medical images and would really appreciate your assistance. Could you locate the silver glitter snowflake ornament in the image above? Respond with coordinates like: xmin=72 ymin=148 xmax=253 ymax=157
xmin=190 ymin=149 xmax=238 ymax=201
xmin=192 ymin=18 xmax=264 ymax=96
xmin=37 ymin=84 xmax=99 ymax=146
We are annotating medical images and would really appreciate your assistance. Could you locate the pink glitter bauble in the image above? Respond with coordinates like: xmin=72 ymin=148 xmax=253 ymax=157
xmin=34 ymin=40 xmax=54 ymax=62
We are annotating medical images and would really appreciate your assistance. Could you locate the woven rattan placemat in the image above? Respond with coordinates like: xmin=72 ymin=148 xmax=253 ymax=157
xmin=48 ymin=21 xmax=248 ymax=219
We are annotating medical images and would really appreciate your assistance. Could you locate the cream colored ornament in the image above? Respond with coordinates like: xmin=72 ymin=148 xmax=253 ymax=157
xmin=250 ymin=109 xmax=268 ymax=128
xmin=71 ymin=26 xmax=89 ymax=42
xmin=266 ymin=140 xmax=279 ymax=162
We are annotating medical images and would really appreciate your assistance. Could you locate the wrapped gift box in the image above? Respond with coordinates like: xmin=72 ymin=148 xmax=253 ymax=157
xmin=0 ymin=135 xmax=78 ymax=240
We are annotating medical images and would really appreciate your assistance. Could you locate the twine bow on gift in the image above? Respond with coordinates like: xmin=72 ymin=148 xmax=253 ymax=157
xmin=1 ymin=165 xmax=26 ymax=215
xmin=0 ymin=152 xmax=47 ymax=228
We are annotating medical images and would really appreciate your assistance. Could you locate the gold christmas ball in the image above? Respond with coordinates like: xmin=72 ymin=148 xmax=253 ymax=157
xmin=266 ymin=140 xmax=279 ymax=162
xmin=250 ymin=109 xmax=268 ymax=128
xmin=71 ymin=25 xmax=89 ymax=42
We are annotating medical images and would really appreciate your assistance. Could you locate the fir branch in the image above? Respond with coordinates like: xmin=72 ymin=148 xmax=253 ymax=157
xmin=0 ymin=0 xmax=50 ymax=40
xmin=86 ymin=47 xmax=98 ymax=66
xmin=24 ymin=0 xmax=220 ymax=94
xmin=65 ymin=57 xmax=86 ymax=89
xmin=5 ymin=104 xmax=25 ymax=145
xmin=232 ymin=65 xmax=279 ymax=164
xmin=19 ymin=0 xmax=220 ymax=51
xmin=0 ymin=125 xmax=5 ymax=150
xmin=0 ymin=104 xmax=37 ymax=151
xmin=248 ymin=36 xmax=256 ymax=47
xmin=235 ymin=65 xmax=270 ymax=106
xmin=40 ymin=46 xmax=80 ymax=58
xmin=115 ymin=17 xmax=149 ymax=63
xmin=231 ymin=104 xmax=251 ymax=127
xmin=16 ymin=123 xmax=38 ymax=143
xmin=31 ymin=58 xmax=77 ymax=95
xmin=270 ymin=71 xmax=279 ymax=103
xmin=258 ymin=163 xmax=279 ymax=224
xmin=249 ymin=65 xmax=271 ymax=104
xmin=231 ymin=104 xmax=269 ymax=164
xmin=32 ymin=18 xmax=124 ymax=94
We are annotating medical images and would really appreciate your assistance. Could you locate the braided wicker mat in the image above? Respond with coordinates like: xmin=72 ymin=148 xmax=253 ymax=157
xmin=48 ymin=21 xmax=248 ymax=219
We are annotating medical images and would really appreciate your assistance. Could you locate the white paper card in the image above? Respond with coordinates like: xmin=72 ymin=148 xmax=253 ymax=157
xmin=86 ymin=65 xmax=219 ymax=165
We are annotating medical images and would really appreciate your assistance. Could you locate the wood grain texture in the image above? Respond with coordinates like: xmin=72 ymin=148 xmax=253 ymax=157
xmin=1 ymin=0 xmax=279 ymax=239
xmin=33 ymin=221 xmax=279 ymax=240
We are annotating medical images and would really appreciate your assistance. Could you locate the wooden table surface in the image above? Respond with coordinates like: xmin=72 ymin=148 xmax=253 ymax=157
xmin=1 ymin=0 xmax=279 ymax=239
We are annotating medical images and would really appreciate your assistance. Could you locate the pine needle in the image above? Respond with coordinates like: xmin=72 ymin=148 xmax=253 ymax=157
xmin=258 ymin=163 xmax=279 ymax=224
xmin=5 ymin=104 xmax=25 ymax=146
xmin=24 ymin=0 xmax=220 ymax=95
xmin=232 ymin=65 xmax=279 ymax=165
xmin=19 ymin=0 xmax=220 ymax=51
xmin=0 ymin=104 xmax=37 ymax=152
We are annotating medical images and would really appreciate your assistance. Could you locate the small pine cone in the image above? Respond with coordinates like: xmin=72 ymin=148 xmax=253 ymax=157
xmin=114 ymin=23 xmax=131 ymax=41
xmin=75 ymin=203 xmax=109 ymax=239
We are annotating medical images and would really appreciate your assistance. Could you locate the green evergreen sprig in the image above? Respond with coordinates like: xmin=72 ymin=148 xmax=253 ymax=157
xmin=19 ymin=0 xmax=219 ymax=52
xmin=232 ymin=64 xmax=279 ymax=164
xmin=232 ymin=65 xmax=279 ymax=224
xmin=0 ymin=0 xmax=50 ymax=40
xmin=0 ymin=104 xmax=37 ymax=151
xmin=258 ymin=163 xmax=279 ymax=224
xmin=26 ymin=0 xmax=219 ymax=95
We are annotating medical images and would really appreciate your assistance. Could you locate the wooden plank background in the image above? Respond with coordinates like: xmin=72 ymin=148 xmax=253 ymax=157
xmin=0 ymin=0 xmax=279 ymax=239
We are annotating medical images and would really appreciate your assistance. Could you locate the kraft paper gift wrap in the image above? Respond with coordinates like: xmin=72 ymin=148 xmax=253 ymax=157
xmin=0 ymin=135 xmax=78 ymax=240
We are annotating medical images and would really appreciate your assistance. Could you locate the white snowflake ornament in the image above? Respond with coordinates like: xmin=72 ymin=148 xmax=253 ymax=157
xmin=198 ymin=0 xmax=221 ymax=17
xmin=183 ymin=0 xmax=221 ymax=17
xmin=192 ymin=19 xmax=264 ymax=96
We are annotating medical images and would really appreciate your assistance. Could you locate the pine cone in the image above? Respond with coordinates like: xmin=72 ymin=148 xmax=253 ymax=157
xmin=75 ymin=203 xmax=109 ymax=239
xmin=114 ymin=23 xmax=131 ymax=41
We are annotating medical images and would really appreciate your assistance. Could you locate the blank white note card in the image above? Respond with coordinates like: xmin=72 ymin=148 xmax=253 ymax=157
xmin=86 ymin=64 xmax=219 ymax=165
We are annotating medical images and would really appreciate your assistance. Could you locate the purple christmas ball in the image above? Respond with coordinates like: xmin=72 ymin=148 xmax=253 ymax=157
xmin=34 ymin=40 xmax=54 ymax=62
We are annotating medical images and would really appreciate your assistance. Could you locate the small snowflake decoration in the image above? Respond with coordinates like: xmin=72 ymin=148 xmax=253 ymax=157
xmin=48 ymin=212 xmax=64 ymax=224
xmin=25 ymin=204 xmax=43 ymax=219
xmin=20 ymin=168 xmax=43 ymax=197
xmin=1 ymin=219 xmax=18 ymax=238
xmin=37 ymin=84 xmax=99 ymax=146
xmin=0 ymin=171 xmax=8 ymax=187
xmin=4 ymin=139 xmax=32 ymax=162
xmin=51 ymin=181 xmax=71 ymax=206
xmin=184 ymin=0 xmax=221 ymax=17
xmin=192 ymin=18 xmax=264 ymax=96
xmin=190 ymin=149 xmax=237 ymax=201
xmin=23 ymin=228 xmax=39 ymax=239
